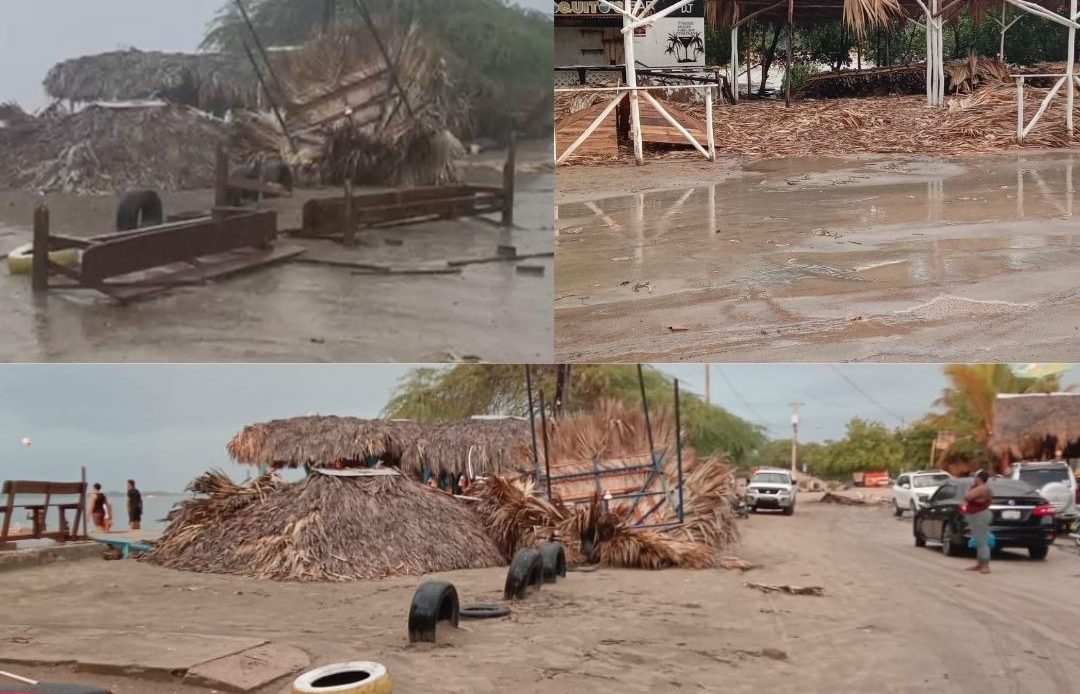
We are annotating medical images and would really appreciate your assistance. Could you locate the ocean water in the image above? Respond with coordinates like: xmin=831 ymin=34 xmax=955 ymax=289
xmin=4 ymin=493 xmax=183 ymax=535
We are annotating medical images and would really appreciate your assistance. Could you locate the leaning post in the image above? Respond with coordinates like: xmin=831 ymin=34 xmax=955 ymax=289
xmin=502 ymin=132 xmax=517 ymax=227
xmin=32 ymin=204 xmax=50 ymax=293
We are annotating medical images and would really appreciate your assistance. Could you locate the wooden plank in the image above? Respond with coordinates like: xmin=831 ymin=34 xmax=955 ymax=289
xmin=638 ymin=98 xmax=708 ymax=148
xmin=99 ymin=245 xmax=305 ymax=301
xmin=80 ymin=212 xmax=277 ymax=284
xmin=555 ymin=102 xmax=618 ymax=159
xmin=300 ymin=188 xmax=502 ymax=237
xmin=2 ymin=481 xmax=84 ymax=496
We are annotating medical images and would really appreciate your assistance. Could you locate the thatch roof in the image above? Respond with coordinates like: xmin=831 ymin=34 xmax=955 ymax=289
xmin=146 ymin=469 xmax=505 ymax=581
xmin=43 ymin=50 xmax=260 ymax=114
xmin=988 ymin=393 xmax=1080 ymax=459
xmin=226 ymin=416 xmax=533 ymax=478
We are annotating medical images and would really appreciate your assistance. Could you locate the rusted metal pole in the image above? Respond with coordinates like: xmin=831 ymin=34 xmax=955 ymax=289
xmin=539 ymin=390 xmax=553 ymax=500
xmin=525 ymin=365 xmax=541 ymax=483
xmin=674 ymin=378 xmax=684 ymax=523
xmin=31 ymin=204 xmax=49 ymax=293
xmin=351 ymin=0 xmax=416 ymax=119
xmin=502 ymin=132 xmax=516 ymax=227
xmin=637 ymin=364 xmax=656 ymax=455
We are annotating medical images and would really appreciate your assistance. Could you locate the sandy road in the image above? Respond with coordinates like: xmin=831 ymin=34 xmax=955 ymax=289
xmin=2 ymin=500 xmax=1079 ymax=693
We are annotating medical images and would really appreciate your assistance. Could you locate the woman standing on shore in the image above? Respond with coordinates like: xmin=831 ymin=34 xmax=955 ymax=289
xmin=963 ymin=470 xmax=993 ymax=574
xmin=90 ymin=483 xmax=112 ymax=533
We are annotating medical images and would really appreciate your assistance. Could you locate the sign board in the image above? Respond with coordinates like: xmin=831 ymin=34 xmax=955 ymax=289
xmin=632 ymin=0 xmax=705 ymax=68
xmin=553 ymin=1 xmax=705 ymax=68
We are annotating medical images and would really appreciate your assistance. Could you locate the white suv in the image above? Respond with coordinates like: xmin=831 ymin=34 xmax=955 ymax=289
xmin=745 ymin=468 xmax=797 ymax=516
xmin=892 ymin=470 xmax=952 ymax=516
xmin=1008 ymin=460 xmax=1078 ymax=531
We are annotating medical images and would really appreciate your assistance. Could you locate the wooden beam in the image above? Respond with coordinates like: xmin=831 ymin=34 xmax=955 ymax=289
xmin=31 ymin=205 xmax=49 ymax=293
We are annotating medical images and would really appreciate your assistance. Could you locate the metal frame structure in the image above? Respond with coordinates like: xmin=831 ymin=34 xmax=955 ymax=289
xmin=555 ymin=0 xmax=716 ymax=166
xmin=525 ymin=365 xmax=686 ymax=530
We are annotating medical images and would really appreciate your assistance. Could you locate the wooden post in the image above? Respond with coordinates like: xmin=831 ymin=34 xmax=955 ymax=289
xmin=343 ymin=178 xmax=355 ymax=245
xmin=785 ymin=0 xmax=793 ymax=107
xmin=705 ymin=86 xmax=716 ymax=161
xmin=214 ymin=143 xmax=229 ymax=210
xmin=747 ymin=24 xmax=753 ymax=97
xmin=1016 ymin=76 xmax=1024 ymax=141
xmin=31 ymin=204 xmax=49 ymax=293
xmin=502 ymin=132 xmax=516 ymax=227
xmin=539 ymin=390 xmax=553 ymax=500
xmin=730 ymin=20 xmax=739 ymax=103
xmin=81 ymin=466 xmax=88 ymax=540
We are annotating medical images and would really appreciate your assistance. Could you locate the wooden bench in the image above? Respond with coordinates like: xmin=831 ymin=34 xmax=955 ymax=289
xmin=0 ymin=480 xmax=87 ymax=547
xmin=31 ymin=209 xmax=304 ymax=301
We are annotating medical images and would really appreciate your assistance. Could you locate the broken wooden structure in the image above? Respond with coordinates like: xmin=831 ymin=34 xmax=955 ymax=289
xmin=297 ymin=137 xmax=517 ymax=241
xmin=1 ymin=479 xmax=88 ymax=549
xmin=30 ymin=207 xmax=303 ymax=301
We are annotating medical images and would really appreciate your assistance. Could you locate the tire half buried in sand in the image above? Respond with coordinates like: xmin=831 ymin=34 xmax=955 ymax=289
xmin=291 ymin=661 xmax=391 ymax=694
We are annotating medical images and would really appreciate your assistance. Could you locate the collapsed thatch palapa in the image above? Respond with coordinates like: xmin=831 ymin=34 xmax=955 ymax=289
xmin=226 ymin=415 xmax=533 ymax=478
xmin=147 ymin=469 xmax=505 ymax=581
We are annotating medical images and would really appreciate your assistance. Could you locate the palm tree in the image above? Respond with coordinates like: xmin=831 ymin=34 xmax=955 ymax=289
xmin=665 ymin=32 xmax=683 ymax=62
xmin=933 ymin=364 xmax=1063 ymax=471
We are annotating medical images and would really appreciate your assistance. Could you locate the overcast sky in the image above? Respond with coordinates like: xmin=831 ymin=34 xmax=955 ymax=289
xmin=3 ymin=363 xmax=1070 ymax=493
xmin=0 ymin=0 xmax=551 ymax=111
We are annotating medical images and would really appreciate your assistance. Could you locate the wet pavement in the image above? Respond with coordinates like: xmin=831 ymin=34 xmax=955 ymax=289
xmin=0 ymin=165 xmax=553 ymax=362
xmin=555 ymin=151 xmax=1080 ymax=362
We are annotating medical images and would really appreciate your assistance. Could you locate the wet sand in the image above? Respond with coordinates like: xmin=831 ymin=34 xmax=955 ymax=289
xmin=556 ymin=151 xmax=1080 ymax=362
xmin=0 ymin=146 xmax=553 ymax=362
xmin=3 ymin=500 xmax=1080 ymax=693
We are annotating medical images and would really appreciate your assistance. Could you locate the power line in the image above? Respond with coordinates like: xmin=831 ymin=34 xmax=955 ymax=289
xmin=830 ymin=365 xmax=906 ymax=426
xmin=714 ymin=366 xmax=776 ymax=434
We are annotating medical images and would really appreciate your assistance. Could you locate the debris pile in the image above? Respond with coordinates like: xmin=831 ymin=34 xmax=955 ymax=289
xmin=820 ymin=491 xmax=885 ymax=506
xmin=472 ymin=403 xmax=741 ymax=570
xmin=797 ymin=56 xmax=1012 ymax=100
xmin=147 ymin=469 xmax=506 ymax=581
xmin=0 ymin=104 xmax=230 ymax=194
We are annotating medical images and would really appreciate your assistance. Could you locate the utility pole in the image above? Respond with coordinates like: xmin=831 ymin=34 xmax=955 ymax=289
xmin=704 ymin=364 xmax=711 ymax=405
xmin=789 ymin=402 xmax=804 ymax=474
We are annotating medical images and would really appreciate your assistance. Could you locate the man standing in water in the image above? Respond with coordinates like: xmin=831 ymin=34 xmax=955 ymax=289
xmin=963 ymin=469 xmax=993 ymax=574
xmin=126 ymin=479 xmax=143 ymax=531
xmin=90 ymin=483 xmax=112 ymax=533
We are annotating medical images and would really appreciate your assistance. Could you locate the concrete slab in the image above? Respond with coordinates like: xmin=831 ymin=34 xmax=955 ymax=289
xmin=0 ymin=626 xmax=265 ymax=674
xmin=187 ymin=643 xmax=310 ymax=693
xmin=0 ymin=543 xmax=100 ymax=572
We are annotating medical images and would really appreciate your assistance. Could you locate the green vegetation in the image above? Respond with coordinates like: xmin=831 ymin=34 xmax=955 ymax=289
xmin=791 ymin=364 xmax=1064 ymax=481
xmin=382 ymin=365 xmax=767 ymax=465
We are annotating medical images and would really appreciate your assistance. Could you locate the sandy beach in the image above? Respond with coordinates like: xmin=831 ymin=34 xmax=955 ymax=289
xmin=4 ymin=497 xmax=1079 ymax=693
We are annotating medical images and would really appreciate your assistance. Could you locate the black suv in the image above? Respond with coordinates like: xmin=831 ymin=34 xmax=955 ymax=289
xmin=913 ymin=477 xmax=1056 ymax=560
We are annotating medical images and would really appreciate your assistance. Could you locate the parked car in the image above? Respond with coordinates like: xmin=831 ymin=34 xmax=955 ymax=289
xmin=913 ymin=477 xmax=1056 ymax=560
xmin=745 ymin=468 xmax=797 ymax=516
xmin=1007 ymin=460 xmax=1079 ymax=531
xmin=892 ymin=470 xmax=952 ymax=516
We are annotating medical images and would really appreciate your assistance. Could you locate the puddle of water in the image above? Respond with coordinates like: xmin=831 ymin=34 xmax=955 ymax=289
xmin=556 ymin=151 xmax=1080 ymax=302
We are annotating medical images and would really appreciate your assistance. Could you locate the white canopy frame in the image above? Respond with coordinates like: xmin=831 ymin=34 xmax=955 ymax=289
xmin=554 ymin=0 xmax=717 ymax=166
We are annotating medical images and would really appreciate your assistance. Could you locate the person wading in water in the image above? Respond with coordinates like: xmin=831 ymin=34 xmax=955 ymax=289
xmin=963 ymin=469 xmax=994 ymax=574
xmin=126 ymin=479 xmax=143 ymax=531
xmin=90 ymin=483 xmax=112 ymax=533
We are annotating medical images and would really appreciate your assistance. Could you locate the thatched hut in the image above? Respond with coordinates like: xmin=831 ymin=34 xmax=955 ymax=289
xmin=988 ymin=393 xmax=1080 ymax=470
xmin=226 ymin=415 xmax=534 ymax=480
xmin=43 ymin=50 xmax=261 ymax=115
xmin=146 ymin=468 xmax=505 ymax=581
